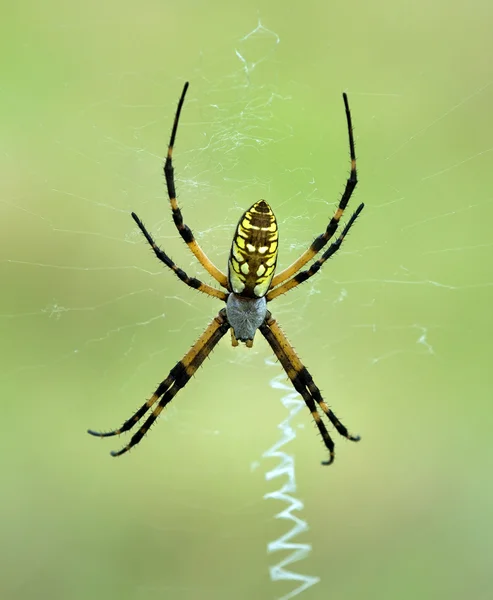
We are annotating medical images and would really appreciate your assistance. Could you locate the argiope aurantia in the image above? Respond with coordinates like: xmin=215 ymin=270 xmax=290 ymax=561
xmin=88 ymin=82 xmax=364 ymax=465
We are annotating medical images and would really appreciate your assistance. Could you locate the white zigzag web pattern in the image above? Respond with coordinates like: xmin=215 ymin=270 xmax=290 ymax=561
xmin=263 ymin=358 xmax=320 ymax=599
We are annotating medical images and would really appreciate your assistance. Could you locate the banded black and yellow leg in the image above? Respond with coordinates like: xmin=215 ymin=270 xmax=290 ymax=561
xmin=296 ymin=364 xmax=360 ymax=445
xmin=266 ymin=202 xmax=364 ymax=301
xmin=164 ymin=82 xmax=228 ymax=289
xmin=88 ymin=310 xmax=231 ymax=456
xmin=270 ymin=93 xmax=359 ymax=289
xmin=87 ymin=394 xmax=160 ymax=439
xmin=131 ymin=212 xmax=227 ymax=301
xmin=87 ymin=359 xmax=188 ymax=440
xmin=260 ymin=315 xmax=359 ymax=465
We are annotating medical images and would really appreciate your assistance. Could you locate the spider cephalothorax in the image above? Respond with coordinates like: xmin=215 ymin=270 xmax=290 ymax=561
xmin=88 ymin=82 xmax=363 ymax=465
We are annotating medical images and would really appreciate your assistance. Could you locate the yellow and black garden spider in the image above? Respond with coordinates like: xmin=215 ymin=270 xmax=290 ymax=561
xmin=88 ymin=82 xmax=364 ymax=465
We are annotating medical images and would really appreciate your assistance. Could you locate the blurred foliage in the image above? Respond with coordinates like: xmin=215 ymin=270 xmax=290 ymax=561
xmin=1 ymin=1 xmax=492 ymax=599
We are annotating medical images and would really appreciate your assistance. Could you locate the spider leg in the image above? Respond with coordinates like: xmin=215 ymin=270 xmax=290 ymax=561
xmin=131 ymin=212 xmax=227 ymax=301
xmin=163 ymin=82 xmax=228 ymax=289
xmin=260 ymin=314 xmax=359 ymax=465
xmin=88 ymin=310 xmax=230 ymax=456
xmin=266 ymin=202 xmax=364 ymax=301
xmin=271 ymin=93 xmax=358 ymax=289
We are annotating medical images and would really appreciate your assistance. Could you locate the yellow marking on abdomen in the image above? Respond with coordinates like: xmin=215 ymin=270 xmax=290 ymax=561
xmin=227 ymin=200 xmax=279 ymax=298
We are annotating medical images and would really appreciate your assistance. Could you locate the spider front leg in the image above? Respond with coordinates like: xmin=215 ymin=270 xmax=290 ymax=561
xmin=131 ymin=212 xmax=227 ymax=301
xmin=260 ymin=314 xmax=360 ymax=465
xmin=270 ymin=92 xmax=358 ymax=289
xmin=266 ymin=202 xmax=364 ymax=301
xmin=163 ymin=82 xmax=228 ymax=289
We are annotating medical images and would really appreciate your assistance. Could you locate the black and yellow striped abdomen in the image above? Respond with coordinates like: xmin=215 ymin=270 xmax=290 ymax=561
xmin=228 ymin=200 xmax=278 ymax=298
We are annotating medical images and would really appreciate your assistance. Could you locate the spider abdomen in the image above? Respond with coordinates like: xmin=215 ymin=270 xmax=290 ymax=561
xmin=228 ymin=200 xmax=278 ymax=298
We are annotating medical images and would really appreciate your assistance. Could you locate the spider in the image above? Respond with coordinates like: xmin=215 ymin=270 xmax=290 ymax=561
xmin=88 ymin=82 xmax=364 ymax=465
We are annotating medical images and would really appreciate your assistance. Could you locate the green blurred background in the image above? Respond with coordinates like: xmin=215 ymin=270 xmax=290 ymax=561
xmin=2 ymin=1 xmax=492 ymax=599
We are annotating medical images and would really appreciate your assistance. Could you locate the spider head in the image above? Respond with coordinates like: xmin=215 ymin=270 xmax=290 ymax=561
xmin=225 ymin=294 xmax=267 ymax=347
xmin=227 ymin=200 xmax=278 ymax=298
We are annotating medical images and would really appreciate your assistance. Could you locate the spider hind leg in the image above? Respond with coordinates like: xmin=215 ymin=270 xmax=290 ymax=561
xmin=88 ymin=310 xmax=230 ymax=456
xmin=260 ymin=314 xmax=360 ymax=465
xmin=87 ymin=392 xmax=158 ymax=438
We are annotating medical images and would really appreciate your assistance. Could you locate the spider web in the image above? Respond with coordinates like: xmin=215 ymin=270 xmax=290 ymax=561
xmin=2 ymin=6 xmax=493 ymax=600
